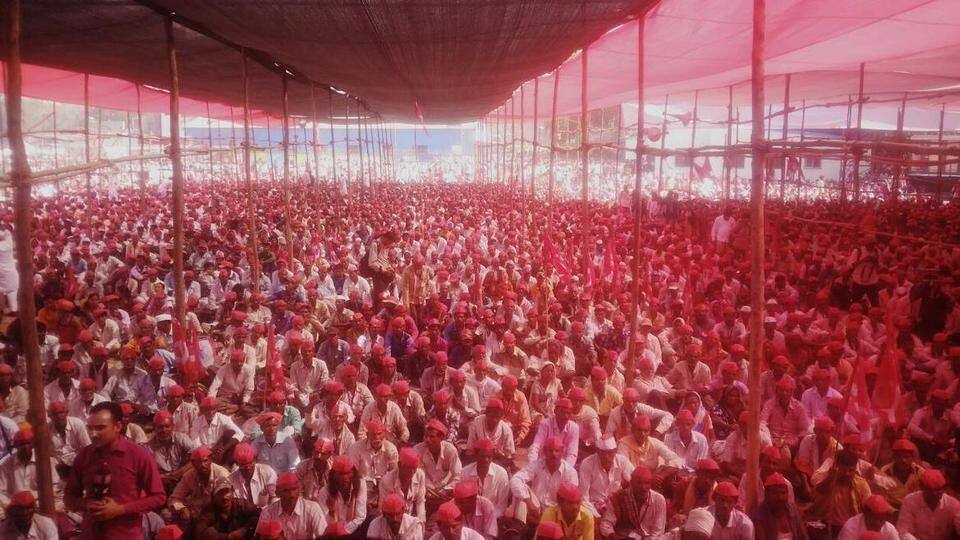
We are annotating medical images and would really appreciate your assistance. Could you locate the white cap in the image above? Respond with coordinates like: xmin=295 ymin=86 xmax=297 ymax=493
xmin=764 ymin=316 xmax=777 ymax=324
xmin=596 ymin=435 xmax=617 ymax=451
xmin=155 ymin=313 xmax=172 ymax=323
xmin=683 ymin=507 xmax=716 ymax=536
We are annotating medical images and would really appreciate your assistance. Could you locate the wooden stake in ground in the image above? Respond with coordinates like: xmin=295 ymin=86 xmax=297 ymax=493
xmin=626 ymin=13 xmax=647 ymax=385
xmin=165 ymin=15 xmax=186 ymax=330
xmin=241 ymin=50 xmax=261 ymax=294
xmin=4 ymin=0 xmax=55 ymax=515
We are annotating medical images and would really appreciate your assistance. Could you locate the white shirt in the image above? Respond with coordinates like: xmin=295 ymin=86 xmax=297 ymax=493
xmin=316 ymin=482 xmax=367 ymax=533
xmin=49 ymin=416 xmax=91 ymax=466
xmin=708 ymin=506 xmax=754 ymax=540
xmin=466 ymin=416 xmax=515 ymax=459
xmin=348 ymin=438 xmax=398 ymax=481
xmin=258 ymin=497 xmax=327 ymax=540
xmin=359 ymin=402 xmax=410 ymax=444
xmin=228 ymin=463 xmax=277 ymax=507
xmin=190 ymin=411 xmax=244 ymax=446
xmin=528 ymin=417 xmax=580 ymax=466
xmin=578 ymin=453 xmax=634 ymax=516
xmin=711 ymin=215 xmax=736 ymax=243
xmin=837 ymin=514 xmax=899 ymax=540
xmin=600 ymin=489 xmax=667 ymax=538
xmin=0 ymin=514 xmax=59 ymax=540
xmin=664 ymin=430 xmax=709 ymax=472
xmin=509 ymin=459 xmax=578 ymax=508
xmin=460 ymin=462 xmax=510 ymax=511
xmin=800 ymin=386 xmax=843 ymax=420
xmin=414 ymin=441 xmax=462 ymax=492
xmin=427 ymin=526 xmax=485 ymax=540
xmin=379 ymin=468 xmax=427 ymax=525
xmin=367 ymin=513 xmax=423 ymax=540
xmin=207 ymin=364 xmax=255 ymax=404
xmin=897 ymin=491 xmax=960 ymax=540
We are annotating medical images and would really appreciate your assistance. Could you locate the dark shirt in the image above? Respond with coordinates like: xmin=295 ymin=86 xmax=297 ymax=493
xmin=65 ymin=437 xmax=166 ymax=540
xmin=750 ymin=501 xmax=809 ymax=540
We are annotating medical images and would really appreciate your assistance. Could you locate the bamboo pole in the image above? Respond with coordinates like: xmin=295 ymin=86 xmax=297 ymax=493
xmin=626 ymin=13 xmax=646 ymax=378
xmin=328 ymin=90 xmax=337 ymax=186
xmin=52 ymin=101 xmax=60 ymax=192
xmin=267 ymin=117 xmax=276 ymax=182
xmin=511 ymin=95 xmax=517 ymax=186
xmin=229 ymin=107 xmax=239 ymax=184
xmin=5 ymin=0 xmax=55 ymax=515
xmin=344 ymin=95 xmax=352 ymax=187
xmin=798 ymin=98 xmax=806 ymax=201
xmin=688 ymin=89 xmax=699 ymax=195
xmin=549 ymin=69 xmax=559 ymax=214
xmin=206 ymin=101 xmax=214 ymax=179
xmin=893 ymin=92 xmax=907 ymax=204
xmin=723 ymin=85 xmax=733 ymax=201
xmin=658 ymin=94 xmax=669 ymax=193
xmin=310 ymin=87 xmax=319 ymax=182
xmin=745 ymin=0 xmax=767 ymax=512
xmin=580 ymin=42 xmax=590 ymax=275
xmin=840 ymin=96 xmax=853 ymax=203
xmin=84 ymin=73 xmax=91 ymax=191
xmin=356 ymin=98 xmax=366 ymax=187
xmin=615 ymin=103 xmax=623 ymax=193
xmin=165 ymin=15 xmax=187 ymax=333
xmin=852 ymin=63 xmax=865 ymax=202
xmin=281 ymin=75 xmax=295 ymax=256
xmin=937 ymin=104 xmax=945 ymax=201
xmin=241 ymin=50 xmax=261 ymax=294
xmin=779 ymin=74 xmax=791 ymax=201
xmin=532 ymin=78 xmax=539 ymax=197
xmin=521 ymin=85 xmax=527 ymax=191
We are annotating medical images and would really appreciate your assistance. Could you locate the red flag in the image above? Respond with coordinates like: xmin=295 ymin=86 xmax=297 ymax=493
xmin=841 ymin=357 xmax=873 ymax=442
xmin=872 ymin=311 xmax=906 ymax=426
xmin=414 ymin=100 xmax=429 ymax=135
xmin=669 ymin=111 xmax=693 ymax=126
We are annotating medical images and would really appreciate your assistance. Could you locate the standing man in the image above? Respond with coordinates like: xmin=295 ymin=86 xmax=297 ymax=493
xmin=710 ymin=207 xmax=736 ymax=247
xmin=65 ymin=401 xmax=166 ymax=539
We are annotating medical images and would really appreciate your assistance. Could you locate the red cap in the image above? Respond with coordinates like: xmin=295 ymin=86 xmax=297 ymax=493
xmin=486 ymin=397 xmax=504 ymax=410
xmin=167 ymin=384 xmax=185 ymax=397
xmin=567 ymin=387 xmax=586 ymax=401
xmin=696 ymin=458 xmax=720 ymax=472
xmin=501 ymin=375 xmax=518 ymax=390
xmin=48 ymin=401 xmax=67 ymax=414
xmin=449 ymin=369 xmax=466 ymax=382
xmin=233 ymin=442 xmax=256 ymax=465
xmin=276 ymin=472 xmax=299 ymax=490
xmin=7 ymin=491 xmax=35 ymax=509
xmin=436 ymin=501 xmax=462 ymax=524
xmin=764 ymin=472 xmax=789 ymax=488
xmin=267 ymin=390 xmax=286 ymax=404
xmin=399 ymin=447 xmax=420 ymax=468
xmin=813 ymin=416 xmax=835 ymax=431
xmin=632 ymin=414 xmax=652 ymax=430
xmin=453 ymin=479 xmax=479 ymax=499
xmin=155 ymin=525 xmax=184 ymax=540
xmin=891 ymin=438 xmax=917 ymax=452
xmin=676 ymin=409 xmax=695 ymax=425
xmin=200 ymin=396 xmax=219 ymax=409
xmin=554 ymin=398 xmax=573 ymax=411
xmin=761 ymin=445 xmax=782 ymax=461
xmin=632 ymin=466 xmax=653 ymax=482
xmin=13 ymin=429 xmax=33 ymax=445
xmin=331 ymin=455 xmax=355 ymax=473
xmin=556 ymin=482 xmax=581 ymax=502
xmin=119 ymin=402 xmax=134 ymax=416
xmin=426 ymin=418 xmax=448 ymax=435
xmin=0 ymin=363 xmax=13 ymax=375
xmin=366 ymin=420 xmax=386 ymax=434
xmin=147 ymin=356 xmax=166 ymax=370
xmin=590 ymin=366 xmax=607 ymax=379
xmin=256 ymin=520 xmax=284 ymax=538
xmin=56 ymin=361 xmax=76 ymax=374
xmin=544 ymin=436 xmax=564 ymax=450
xmin=433 ymin=389 xmax=451 ymax=404
xmin=153 ymin=410 xmax=173 ymax=424
xmin=191 ymin=447 xmax=212 ymax=461
xmin=375 ymin=384 xmax=393 ymax=397
xmin=472 ymin=438 xmax=496 ymax=453
xmin=536 ymin=521 xmax=565 ymax=540
xmin=920 ymin=469 xmax=946 ymax=490
xmin=79 ymin=378 xmax=98 ymax=390
xmin=863 ymin=494 xmax=892 ymax=514
xmin=714 ymin=481 xmax=739 ymax=498
xmin=323 ymin=522 xmax=349 ymax=536
xmin=382 ymin=493 xmax=405 ymax=514
xmin=313 ymin=438 xmax=335 ymax=454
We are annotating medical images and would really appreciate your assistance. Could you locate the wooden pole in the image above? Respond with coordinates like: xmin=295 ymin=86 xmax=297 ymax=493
xmin=615 ymin=103 xmax=623 ymax=193
xmin=241 ymin=50 xmax=261 ymax=293
xmin=311 ymin=87 xmax=320 ymax=182
xmin=5 ymin=0 xmax=55 ymax=515
xmin=549 ymin=69 xmax=560 ymax=211
xmin=84 ymin=73 xmax=91 ymax=191
xmin=893 ymin=92 xmax=907 ymax=204
xmin=658 ymin=94 xmax=669 ymax=193
xmin=520 ymin=85 xmax=526 ymax=191
xmin=580 ymin=43 xmax=590 ymax=275
xmin=281 ymin=75 xmax=295 ymax=256
xmin=688 ymin=89 xmax=699 ymax=196
xmin=206 ymin=101 xmax=214 ymax=179
xmin=626 ymin=13 xmax=646 ymax=374
xmin=267 ymin=117 xmax=276 ymax=182
xmin=344 ymin=96 xmax=352 ymax=186
xmin=937 ymin=104 xmax=946 ymax=201
xmin=356 ymin=98 xmax=366 ymax=187
xmin=52 ymin=102 xmax=60 ymax=192
xmin=328 ymin=90 xmax=337 ymax=186
xmin=852 ymin=63 xmax=865 ymax=201
xmin=136 ymin=84 xmax=146 ymax=190
xmin=511 ymin=96 xmax=517 ymax=186
xmin=532 ymin=78 xmax=539 ymax=197
xmin=165 ymin=15 xmax=187 ymax=332
xmin=839 ymin=96 xmax=852 ymax=204
xmin=779 ymin=73 xmax=791 ymax=200
xmin=798 ymin=99 xmax=806 ymax=200
xmin=229 ymin=107 xmax=239 ymax=184
xmin=723 ymin=85 xmax=733 ymax=201
xmin=745 ymin=0 xmax=767 ymax=512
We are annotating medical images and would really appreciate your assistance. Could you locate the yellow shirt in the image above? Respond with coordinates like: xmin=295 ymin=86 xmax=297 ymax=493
xmin=541 ymin=505 xmax=595 ymax=540
xmin=585 ymin=385 xmax=622 ymax=418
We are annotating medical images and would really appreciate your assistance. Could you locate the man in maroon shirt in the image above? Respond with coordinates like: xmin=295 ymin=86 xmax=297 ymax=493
xmin=65 ymin=401 xmax=166 ymax=539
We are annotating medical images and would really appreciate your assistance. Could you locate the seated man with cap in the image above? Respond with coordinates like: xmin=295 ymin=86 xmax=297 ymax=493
xmin=314 ymin=401 xmax=357 ymax=456
xmin=760 ymin=375 xmax=810 ymax=451
xmin=297 ymin=438 xmax=335 ymax=503
xmin=906 ymin=389 xmax=955 ymax=461
xmin=43 ymin=360 xmax=80 ymax=405
xmin=578 ymin=435 xmax=634 ymax=519
xmin=600 ymin=465 xmax=667 ymax=539
xmin=47 ymin=400 xmax=91 ymax=478
xmin=195 ymin=476 xmax=262 ymax=539
xmin=465 ymin=398 xmax=515 ymax=463
xmin=509 ymin=436 xmax=578 ymax=524
xmin=259 ymin=472 xmax=328 ymax=539
xmin=837 ymin=494 xmax=899 ymax=540
xmin=528 ymin=398 xmax=580 ymax=466
xmin=737 ymin=445 xmax=795 ymax=511
xmin=146 ymin=409 xmax=198 ymax=493
xmin=393 ymin=380 xmax=427 ymax=442
xmin=749 ymin=472 xmax=807 ymax=540
xmin=795 ymin=416 xmax=839 ymax=483
xmin=251 ymin=412 xmax=301 ymax=474
xmin=568 ymin=387 xmax=602 ymax=453
xmin=496 ymin=375 xmax=532 ymax=446
xmin=674 ymin=458 xmax=721 ymax=516
xmin=379 ymin=447 xmax=427 ymax=531
xmin=0 ymin=428 xmax=61 ymax=511
xmin=617 ymin=414 xmax=683 ymax=486
xmin=604 ymin=387 xmax=675 ymax=440
xmin=415 ymin=419 xmax=463 ymax=509
xmin=0 ymin=491 xmax=58 ymax=540
xmin=207 ymin=349 xmax=256 ymax=417
xmin=230 ymin=442 xmax=278 ymax=508
xmin=248 ymin=391 xmax=304 ymax=440
xmin=539 ymin=482 xmax=594 ymax=540
xmin=68 ymin=376 xmax=108 ymax=422
xmin=451 ymin=479 xmax=497 ymax=540
xmin=349 ymin=420 xmax=400 ymax=496
xmin=316 ymin=455 xmax=368 ymax=534
xmin=168 ymin=446 xmax=230 ymax=527
xmin=430 ymin=501 xmax=485 ymax=540
xmin=460 ymin=438 xmax=509 ymax=511
xmin=708 ymin=481 xmax=753 ymax=540
xmin=367 ymin=493 xmax=423 ymax=540
xmin=897 ymin=468 xmax=960 ymax=540
xmin=811 ymin=448 xmax=872 ymax=532
xmin=289 ymin=339 xmax=331 ymax=408
xmin=877 ymin=438 xmax=924 ymax=509
xmin=102 ymin=346 xmax=148 ymax=403
xmin=664 ymin=409 xmax=709 ymax=474
xmin=359 ymin=384 xmax=410 ymax=445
